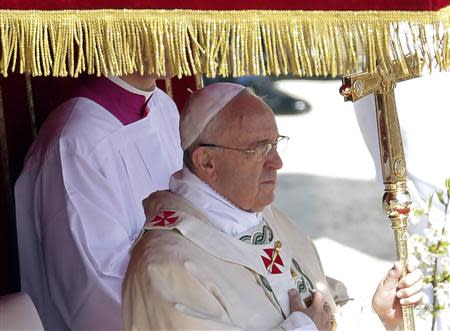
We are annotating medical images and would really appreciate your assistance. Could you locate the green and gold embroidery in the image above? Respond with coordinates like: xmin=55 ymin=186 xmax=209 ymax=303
xmin=239 ymin=224 xmax=273 ymax=245
xmin=291 ymin=258 xmax=315 ymax=296
xmin=254 ymin=273 xmax=285 ymax=319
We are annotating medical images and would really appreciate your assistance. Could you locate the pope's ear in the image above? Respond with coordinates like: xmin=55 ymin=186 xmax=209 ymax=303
xmin=191 ymin=147 xmax=216 ymax=178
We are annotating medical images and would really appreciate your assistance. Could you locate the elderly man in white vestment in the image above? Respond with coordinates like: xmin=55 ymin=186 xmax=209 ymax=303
xmin=122 ymin=83 xmax=423 ymax=330
xmin=15 ymin=73 xmax=183 ymax=330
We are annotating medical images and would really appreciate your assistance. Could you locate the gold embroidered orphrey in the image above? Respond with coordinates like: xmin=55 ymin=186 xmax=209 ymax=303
xmin=340 ymin=61 xmax=421 ymax=331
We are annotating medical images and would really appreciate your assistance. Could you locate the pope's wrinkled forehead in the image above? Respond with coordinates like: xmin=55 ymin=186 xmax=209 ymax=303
xmin=180 ymin=82 xmax=254 ymax=150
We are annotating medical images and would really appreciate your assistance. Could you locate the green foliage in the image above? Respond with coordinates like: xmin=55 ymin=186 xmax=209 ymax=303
xmin=413 ymin=208 xmax=426 ymax=217
xmin=428 ymin=194 xmax=434 ymax=211
xmin=437 ymin=191 xmax=445 ymax=205
xmin=435 ymin=270 xmax=450 ymax=283
xmin=423 ymin=275 xmax=434 ymax=284
xmin=428 ymin=241 xmax=449 ymax=255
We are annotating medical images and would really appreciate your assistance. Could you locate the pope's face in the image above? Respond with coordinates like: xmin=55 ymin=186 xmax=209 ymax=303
xmin=211 ymin=93 xmax=283 ymax=212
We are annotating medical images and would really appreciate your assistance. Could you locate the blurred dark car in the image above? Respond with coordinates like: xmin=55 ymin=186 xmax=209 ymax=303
xmin=203 ymin=76 xmax=311 ymax=115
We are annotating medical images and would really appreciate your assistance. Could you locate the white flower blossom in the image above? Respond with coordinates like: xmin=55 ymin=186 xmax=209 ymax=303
xmin=428 ymin=207 xmax=446 ymax=229
xmin=408 ymin=180 xmax=450 ymax=330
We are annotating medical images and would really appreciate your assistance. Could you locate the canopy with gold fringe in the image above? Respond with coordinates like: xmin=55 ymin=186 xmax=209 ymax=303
xmin=1 ymin=0 xmax=450 ymax=78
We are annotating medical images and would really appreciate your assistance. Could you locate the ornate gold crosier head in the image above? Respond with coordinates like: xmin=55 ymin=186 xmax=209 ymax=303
xmin=339 ymin=60 xmax=422 ymax=331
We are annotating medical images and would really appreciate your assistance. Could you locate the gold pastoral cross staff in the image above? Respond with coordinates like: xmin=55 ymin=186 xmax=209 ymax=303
xmin=339 ymin=63 xmax=421 ymax=331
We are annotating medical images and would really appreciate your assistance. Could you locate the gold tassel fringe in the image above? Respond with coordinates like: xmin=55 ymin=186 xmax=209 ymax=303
xmin=0 ymin=7 xmax=449 ymax=78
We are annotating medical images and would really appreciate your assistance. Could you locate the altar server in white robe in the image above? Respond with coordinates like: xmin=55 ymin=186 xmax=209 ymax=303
xmin=15 ymin=73 xmax=183 ymax=330
xmin=122 ymin=83 xmax=423 ymax=330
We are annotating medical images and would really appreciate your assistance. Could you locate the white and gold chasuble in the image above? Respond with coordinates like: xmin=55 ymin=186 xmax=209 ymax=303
xmin=145 ymin=206 xmax=317 ymax=318
xmin=123 ymin=188 xmax=356 ymax=330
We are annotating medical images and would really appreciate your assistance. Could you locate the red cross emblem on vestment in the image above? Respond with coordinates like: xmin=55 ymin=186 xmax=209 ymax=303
xmin=149 ymin=211 xmax=178 ymax=227
xmin=261 ymin=241 xmax=284 ymax=274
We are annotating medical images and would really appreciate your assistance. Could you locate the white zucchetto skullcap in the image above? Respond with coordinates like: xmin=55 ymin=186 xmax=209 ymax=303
xmin=180 ymin=82 xmax=249 ymax=150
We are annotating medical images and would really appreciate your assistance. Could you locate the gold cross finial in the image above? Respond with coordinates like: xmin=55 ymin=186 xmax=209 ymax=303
xmin=340 ymin=62 xmax=420 ymax=102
